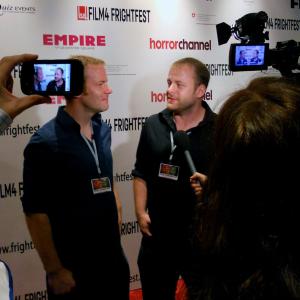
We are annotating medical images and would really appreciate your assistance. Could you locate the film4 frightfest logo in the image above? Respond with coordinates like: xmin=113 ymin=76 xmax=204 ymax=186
xmin=291 ymin=0 xmax=300 ymax=8
xmin=77 ymin=5 xmax=110 ymax=21
xmin=77 ymin=5 xmax=87 ymax=20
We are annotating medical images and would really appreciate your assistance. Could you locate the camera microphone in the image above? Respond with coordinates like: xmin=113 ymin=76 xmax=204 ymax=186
xmin=173 ymin=130 xmax=197 ymax=175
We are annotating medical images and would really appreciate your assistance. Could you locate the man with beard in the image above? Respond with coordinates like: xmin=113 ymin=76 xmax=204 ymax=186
xmin=46 ymin=67 xmax=65 ymax=92
xmin=132 ymin=57 xmax=216 ymax=300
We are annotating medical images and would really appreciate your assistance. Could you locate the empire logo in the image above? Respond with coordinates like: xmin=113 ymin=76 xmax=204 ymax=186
xmin=291 ymin=0 xmax=300 ymax=8
xmin=43 ymin=34 xmax=106 ymax=47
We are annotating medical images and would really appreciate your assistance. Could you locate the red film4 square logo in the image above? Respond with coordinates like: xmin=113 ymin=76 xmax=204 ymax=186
xmin=77 ymin=6 xmax=87 ymax=20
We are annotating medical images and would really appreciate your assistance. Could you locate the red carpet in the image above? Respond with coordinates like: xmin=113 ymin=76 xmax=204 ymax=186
xmin=129 ymin=278 xmax=188 ymax=300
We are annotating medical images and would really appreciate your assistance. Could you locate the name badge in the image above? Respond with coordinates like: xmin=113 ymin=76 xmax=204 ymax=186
xmin=158 ymin=163 xmax=179 ymax=181
xmin=91 ymin=177 xmax=112 ymax=194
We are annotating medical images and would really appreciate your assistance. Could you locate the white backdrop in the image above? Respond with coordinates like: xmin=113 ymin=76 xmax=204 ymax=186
xmin=0 ymin=0 xmax=299 ymax=298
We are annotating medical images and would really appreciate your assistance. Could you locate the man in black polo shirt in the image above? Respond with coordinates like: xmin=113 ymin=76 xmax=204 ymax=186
xmin=132 ymin=57 xmax=216 ymax=300
xmin=46 ymin=67 xmax=65 ymax=93
xmin=22 ymin=55 xmax=129 ymax=300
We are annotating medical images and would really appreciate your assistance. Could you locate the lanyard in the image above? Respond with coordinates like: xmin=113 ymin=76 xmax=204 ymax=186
xmin=169 ymin=131 xmax=192 ymax=161
xmin=169 ymin=131 xmax=177 ymax=161
xmin=81 ymin=123 xmax=101 ymax=175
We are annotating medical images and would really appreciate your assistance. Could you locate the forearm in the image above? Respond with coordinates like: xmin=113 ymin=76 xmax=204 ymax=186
xmin=133 ymin=177 xmax=152 ymax=235
xmin=113 ymin=185 xmax=122 ymax=227
xmin=25 ymin=213 xmax=63 ymax=273
xmin=133 ymin=177 xmax=148 ymax=218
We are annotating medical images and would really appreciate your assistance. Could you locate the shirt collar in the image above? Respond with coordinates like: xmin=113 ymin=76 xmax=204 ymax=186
xmin=56 ymin=106 xmax=102 ymax=132
xmin=159 ymin=101 xmax=216 ymax=131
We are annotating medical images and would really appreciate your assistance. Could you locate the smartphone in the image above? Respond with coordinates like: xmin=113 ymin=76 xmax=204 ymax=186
xmin=21 ymin=59 xmax=84 ymax=96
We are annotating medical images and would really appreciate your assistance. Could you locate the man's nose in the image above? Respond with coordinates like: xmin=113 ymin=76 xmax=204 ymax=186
xmin=167 ymin=83 xmax=175 ymax=93
xmin=105 ymin=85 xmax=112 ymax=94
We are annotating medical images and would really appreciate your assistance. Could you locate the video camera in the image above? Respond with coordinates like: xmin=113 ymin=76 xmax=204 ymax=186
xmin=216 ymin=11 xmax=300 ymax=78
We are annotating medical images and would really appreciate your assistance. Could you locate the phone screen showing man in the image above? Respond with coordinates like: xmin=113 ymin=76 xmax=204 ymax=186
xmin=33 ymin=63 xmax=71 ymax=93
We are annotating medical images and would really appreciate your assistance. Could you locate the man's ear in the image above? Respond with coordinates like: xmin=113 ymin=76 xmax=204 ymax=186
xmin=65 ymin=93 xmax=82 ymax=102
xmin=73 ymin=91 xmax=85 ymax=99
xmin=195 ymin=84 xmax=206 ymax=99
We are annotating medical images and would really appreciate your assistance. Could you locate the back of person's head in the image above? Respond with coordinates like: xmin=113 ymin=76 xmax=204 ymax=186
xmin=211 ymin=76 xmax=300 ymax=202
xmin=172 ymin=57 xmax=210 ymax=88
xmin=197 ymin=76 xmax=300 ymax=299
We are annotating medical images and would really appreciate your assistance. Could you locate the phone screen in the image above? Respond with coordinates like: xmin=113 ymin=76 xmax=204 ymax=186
xmin=21 ymin=59 xmax=83 ymax=96
xmin=33 ymin=63 xmax=71 ymax=93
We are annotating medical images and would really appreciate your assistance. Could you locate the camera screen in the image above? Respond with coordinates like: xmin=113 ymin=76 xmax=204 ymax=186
xmin=33 ymin=63 xmax=71 ymax=93
xmin=234 ymin=45 xmax=266 ymax=67
xmin=229 ymin=43 xmax=268 ymax=71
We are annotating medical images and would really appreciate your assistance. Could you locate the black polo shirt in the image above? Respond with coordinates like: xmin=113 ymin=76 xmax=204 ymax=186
xmin=22 ymin=106 xmax=121 ymax=268
xmin=132 ymin=101 xmax=217 ymax=244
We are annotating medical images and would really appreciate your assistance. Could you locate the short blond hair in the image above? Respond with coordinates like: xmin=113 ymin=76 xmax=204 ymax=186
xmin=69 ymin=55 xmax=105 ymax=96
xmin=70 ymin=55 xmax=105 ymax=68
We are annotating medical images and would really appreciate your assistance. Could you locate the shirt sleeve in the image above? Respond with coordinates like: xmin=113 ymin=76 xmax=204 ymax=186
xmin=0 ymin=108 xmax=12 ymax=134
xmin=21 ymin=137 xmax=53 ymax=213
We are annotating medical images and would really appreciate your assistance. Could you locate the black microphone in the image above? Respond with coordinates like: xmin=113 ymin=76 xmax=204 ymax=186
xmin=173 ymin=130 xmax=197 ymax=175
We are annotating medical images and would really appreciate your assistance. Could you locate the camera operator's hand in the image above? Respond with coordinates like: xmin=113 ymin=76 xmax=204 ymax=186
xmin=0 ymin=54 xmax=50 ymax=121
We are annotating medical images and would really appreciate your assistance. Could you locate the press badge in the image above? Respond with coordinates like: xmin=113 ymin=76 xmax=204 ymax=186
xmin=158 ymin=163 xmax=179 ymax=181
xmin=91 ymin=177 xmax=112 ymax=194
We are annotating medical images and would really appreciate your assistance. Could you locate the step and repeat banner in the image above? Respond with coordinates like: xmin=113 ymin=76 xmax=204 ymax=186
xmin=0 ymin=0 xmax=299 ymax=298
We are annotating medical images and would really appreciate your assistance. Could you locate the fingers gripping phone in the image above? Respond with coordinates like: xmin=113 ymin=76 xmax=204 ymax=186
xmin=21 ymin=59 xmax=84 ymax=96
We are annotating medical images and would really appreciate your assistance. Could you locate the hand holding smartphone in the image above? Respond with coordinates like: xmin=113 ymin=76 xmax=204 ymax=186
xmin=21 ymin=59 xmax=84 ymax=96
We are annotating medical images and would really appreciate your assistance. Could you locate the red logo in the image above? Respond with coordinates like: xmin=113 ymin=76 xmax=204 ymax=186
xmin=151 ymin=90 xmax=212 ymax=102
xmin=43 ymin=34 xmax=106 ymax=47
xmin=77 ymin=6 xmax=87 ymax=20
xmin=151 ymin=91 xmax=167 ymax=103
xmin=149 ymin=38 xmax=212 ymax=51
